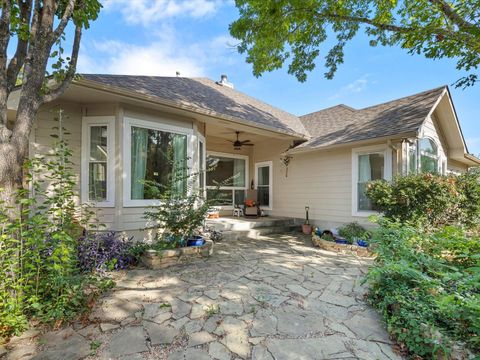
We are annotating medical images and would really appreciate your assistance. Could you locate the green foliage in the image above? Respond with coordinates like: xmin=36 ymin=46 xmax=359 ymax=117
xmin=230 ymin=0 xmax=480 ymax=87
xmin=143 ymin=161 xmax=224 ymax=248
xmin=338 ymin=222 xmax=370 ymax=244
xmin=366 ymin=173 xmax=480 ymax=229
xmin=365 ymin=220 xmax=480 ymax=358
xmin=0 ymin=113 xmax=109 ymax=339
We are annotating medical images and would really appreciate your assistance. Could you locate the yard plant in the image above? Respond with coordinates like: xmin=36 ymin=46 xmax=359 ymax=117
xmin=365 ymin=172 xmax=480 ymax=358
xmin=0 ymin=118 xmax=117 ymax=340
xmin=366 ymin=172 xmax=480 ymax=230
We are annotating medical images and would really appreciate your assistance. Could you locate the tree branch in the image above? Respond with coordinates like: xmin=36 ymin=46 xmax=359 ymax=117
xmin=428 ymin=0 xmax=478 ymax=33
xmin=0 ymin=0 xmax=12 ymax=73
xmin=6 ymin=0 xmax=33 ymax=92
xmin=52 ymin=0 xmax=75 ymax=41
xmin=41 ymin=24 xmax=82 ymax=104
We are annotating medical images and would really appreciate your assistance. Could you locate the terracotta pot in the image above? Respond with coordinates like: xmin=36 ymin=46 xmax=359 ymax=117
xmin=302 ymin=224 xmax=312 ymax=235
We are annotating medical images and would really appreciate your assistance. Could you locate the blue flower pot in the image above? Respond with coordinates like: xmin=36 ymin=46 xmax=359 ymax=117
xmin=187 ymin=235 xmax=205 ymax=247
xmin=335 ymin=238 xmax=349 ymax=244
xmin=356 ymin=239 xmax=369 ymax=247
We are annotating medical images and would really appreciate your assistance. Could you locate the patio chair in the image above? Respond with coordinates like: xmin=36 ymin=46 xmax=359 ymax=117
xmin=244 ymin=189 xmax=260 ymax=217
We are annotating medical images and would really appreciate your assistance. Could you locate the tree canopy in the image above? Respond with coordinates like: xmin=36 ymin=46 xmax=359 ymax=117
xmin=229 ymin=0 xmax=480 ymax=87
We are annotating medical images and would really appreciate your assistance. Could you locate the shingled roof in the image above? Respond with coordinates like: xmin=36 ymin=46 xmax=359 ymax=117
xmin=297 ymin=86 xmax=447 ymax=150
xmin=79 ymin=74 xmax=308 ymax=137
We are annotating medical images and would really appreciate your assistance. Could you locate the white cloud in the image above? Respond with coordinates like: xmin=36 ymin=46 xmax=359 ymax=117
xmin=78 ymin=29 xmax=238 ymax=77
xmin=328 ymin=74 xmax=370 ymax=100
xmin=102 ymin=0 xmax=224 ymax=25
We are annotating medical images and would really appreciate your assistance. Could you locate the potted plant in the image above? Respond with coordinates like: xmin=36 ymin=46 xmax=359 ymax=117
xmin=302 ymin=206 xmax=312 ymax=234
xmin=338 ymin=222 xmax=370 ymax=247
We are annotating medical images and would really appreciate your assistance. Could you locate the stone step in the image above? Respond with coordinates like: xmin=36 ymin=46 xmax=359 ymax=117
xmin=220 ymin=225 xmax=299 ymax=241
xmin=206 ymin=217 xmax=295 ymax=231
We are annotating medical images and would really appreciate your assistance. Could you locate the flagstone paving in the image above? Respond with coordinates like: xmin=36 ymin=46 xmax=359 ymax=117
xmin=4 ymin=233 xmax=402 ymax=360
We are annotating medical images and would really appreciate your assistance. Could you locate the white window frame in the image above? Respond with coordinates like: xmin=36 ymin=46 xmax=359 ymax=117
xmin=198 ymin=134 xmax=206 ymax=197
xmin=123 ymin=117 xmax=193 ymax=207
xmin=206 ymin=151 xmax=249 ymax=210
xmin=255 ymin=161 xmax=273 ymax=210
xmin=81 ymin=116 xmax=116 ymax=207
xmin=352 ymin=144 xmax=392 ymax=217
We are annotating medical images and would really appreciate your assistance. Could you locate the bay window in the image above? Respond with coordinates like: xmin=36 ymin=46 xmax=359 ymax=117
xmin=407 ymin=137 xmax=440 ymax=174
xmin=81 ymin=116 xmax=115 ymax=207
xmin=206 ymin=152 xmax=248 ymax=207
xmin=124 ymin=117 xmax=192 ymax=206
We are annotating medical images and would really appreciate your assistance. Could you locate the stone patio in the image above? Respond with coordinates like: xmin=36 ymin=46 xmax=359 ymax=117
xmin=4 ymin=233 xmax=402 ymax=360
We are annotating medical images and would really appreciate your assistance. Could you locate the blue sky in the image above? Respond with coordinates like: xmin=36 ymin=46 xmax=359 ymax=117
xmin=77 ymin=0 xmax=480 ymax=155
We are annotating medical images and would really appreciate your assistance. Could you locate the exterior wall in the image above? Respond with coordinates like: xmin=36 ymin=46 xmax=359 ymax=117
xmin=32 ymin=102 xmax=199 ymax=239
xmin=252 ymin=140 xmax=390 ymax=230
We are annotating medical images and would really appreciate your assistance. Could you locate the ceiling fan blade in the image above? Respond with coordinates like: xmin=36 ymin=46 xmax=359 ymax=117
xmin=242 ymin=143 xmax=254 ymax=146
xmin=240 ymin=140 xmax=252 ymax=144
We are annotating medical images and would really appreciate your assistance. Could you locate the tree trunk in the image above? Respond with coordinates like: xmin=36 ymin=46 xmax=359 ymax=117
xmin=0 ymin=142 xmax=23 ymax=214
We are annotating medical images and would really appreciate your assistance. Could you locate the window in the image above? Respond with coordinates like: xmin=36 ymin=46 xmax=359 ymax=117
xmin=407 ymin=137 xmax=440 ymax=174
xmin=352 ymin=146 xmax=392 ymax=216
xmin=206 ymin=152 xmax=248 ymax=208
xmin=81 ymin=116 xmax=115 ymax=207
xmin=198 ymin=135 xmax=206 ymax=194
xmin=124 ymin=117 xmax=192 ymax=207
xmin=419 ymin=138 xmax=439 ymax=173
xmin=255 ymin=161 xmax=272 ymax=210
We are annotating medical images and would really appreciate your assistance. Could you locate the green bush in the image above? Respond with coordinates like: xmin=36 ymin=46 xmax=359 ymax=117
xmin=366 ymin=172 xmax=480 ymax=229
xmin=338 ymin=222 xmax=370 ymax=244
xmin=365 ymin=220 xmax=480 ymax=358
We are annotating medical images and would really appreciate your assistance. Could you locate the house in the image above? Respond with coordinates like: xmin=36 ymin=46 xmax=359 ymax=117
xmin=8 ymin=74 xmax=480 ymax=237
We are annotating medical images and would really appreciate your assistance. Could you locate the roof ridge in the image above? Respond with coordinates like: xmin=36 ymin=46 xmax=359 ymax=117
xmin=300 ymin=104 xmax=356 ymax=118
xmin=358 ymin=85 xmax=447 ymax=111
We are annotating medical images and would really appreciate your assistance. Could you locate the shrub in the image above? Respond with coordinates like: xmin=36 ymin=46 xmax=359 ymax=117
xmin=77 ymin=231 xmax=135 ymax=273
xmin=366 ymin=172 xmax=480 ymax=229
xmin=365 ymin=219 xmax=480 ymax=358
xmin=338 ymin=222 xmax=370 ymax=244
xmin=143 ymin=159 xmax=225 ymax=248
xmin=0 ymin=114 xmax=112 ymax=339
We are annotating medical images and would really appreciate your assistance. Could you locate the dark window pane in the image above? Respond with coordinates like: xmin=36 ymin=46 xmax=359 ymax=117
xmin=206 ymin=156 xmax=245 ymax=187
xmin=421 ymin=156 xmax=438 ymax=174
xmin=257 ymin=187 xmax=270 ymax=207
xmin=89 ymin=162 xmax=107 ymax=201
xmin=207 ymin=189 xmax=232 ymax=206
xmin=234 ymin=190 xmax=245 ymax=206
xmin=90 ymin=126 xmax=107 ymax=162
xmin=358 ymin=153 xmax=384 ymax=211
xmin=419 ymin=138 xmax=437 ymax=156
xmin=131 ymin=126 xmax=187 ymax=200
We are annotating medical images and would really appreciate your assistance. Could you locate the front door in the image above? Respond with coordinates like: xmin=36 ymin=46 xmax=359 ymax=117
xmin=255 ymin=161 xmax=272 ymax=210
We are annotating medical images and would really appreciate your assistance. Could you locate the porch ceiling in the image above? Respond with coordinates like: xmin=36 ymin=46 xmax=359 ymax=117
xmin=203 ymin=121 xmax=280 ymax=143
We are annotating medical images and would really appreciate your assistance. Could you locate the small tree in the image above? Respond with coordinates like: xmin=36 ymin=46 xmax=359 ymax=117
xmin=143 ymin=158 xmax=226 ymax=248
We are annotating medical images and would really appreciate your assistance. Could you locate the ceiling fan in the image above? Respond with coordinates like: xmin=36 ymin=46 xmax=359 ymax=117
xmin=229 ymin=131 xmax=254 ymax=150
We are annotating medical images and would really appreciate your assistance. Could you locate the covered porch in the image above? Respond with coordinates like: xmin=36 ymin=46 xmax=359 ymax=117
xmin=198 ymin=119 xmax=299 ymax=218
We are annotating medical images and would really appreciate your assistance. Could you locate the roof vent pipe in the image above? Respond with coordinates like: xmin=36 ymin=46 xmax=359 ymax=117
xmin=216 ymin=74 xmax=234 ymax=89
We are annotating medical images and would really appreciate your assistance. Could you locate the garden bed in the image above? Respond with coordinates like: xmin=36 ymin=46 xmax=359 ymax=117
xmin=141 ymin=240 xmax=214 ymax=269
xmin=311 ymin=234 xmax=372 ymax=257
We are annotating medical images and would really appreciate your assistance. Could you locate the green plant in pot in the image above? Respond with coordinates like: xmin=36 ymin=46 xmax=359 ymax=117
xmin=302 ymin=205 xmax=313 ymax=234
xmin=338 ymin=222 xmax=370 ymax=245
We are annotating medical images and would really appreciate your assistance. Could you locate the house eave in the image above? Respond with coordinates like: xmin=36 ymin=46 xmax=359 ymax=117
xmin=287 ymin=131 xmax=417 ymax=155
xmin=73 ymin=78 xmax=307 ymax=140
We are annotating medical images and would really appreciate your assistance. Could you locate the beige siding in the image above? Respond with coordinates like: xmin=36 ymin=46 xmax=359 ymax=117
xmin=252 ymin=140 xmax=384 ymax=229
xmin=447 ymin=159 xmax=468 ymax=174
xmin=421 ymin=114 xmax=447 ymax=167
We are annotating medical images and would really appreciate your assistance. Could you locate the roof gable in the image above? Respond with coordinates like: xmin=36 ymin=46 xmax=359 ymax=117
xmin=297 ymin=86 xmax=447 ymax=150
